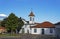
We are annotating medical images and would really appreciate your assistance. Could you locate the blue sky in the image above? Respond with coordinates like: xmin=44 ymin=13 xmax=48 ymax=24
xmin=0 ymin=0 xmax=60 ymax=23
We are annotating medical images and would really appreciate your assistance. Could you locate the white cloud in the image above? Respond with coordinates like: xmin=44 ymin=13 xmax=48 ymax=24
xmin=0 ymin=14 xmax=7 ymax=17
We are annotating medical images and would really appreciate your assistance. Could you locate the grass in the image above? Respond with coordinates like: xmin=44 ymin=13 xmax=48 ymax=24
xmin=0 ymin=34 xmax=57 ymax=39
xmin=0 ymin=33 xmax=21 ymax=37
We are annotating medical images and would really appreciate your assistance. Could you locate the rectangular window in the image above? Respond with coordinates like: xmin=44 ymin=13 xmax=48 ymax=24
xmin=50 ymin=28 xmax=53 ymax=33
xmin=34 ymin=28 xmax=37 ymax=33
xmin=30 ymin=17 xmax=31 ymax=21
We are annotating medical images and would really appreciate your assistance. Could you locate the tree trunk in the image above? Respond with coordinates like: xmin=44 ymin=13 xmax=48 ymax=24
xmin=11 ymin=30 xmax=14 ymax=34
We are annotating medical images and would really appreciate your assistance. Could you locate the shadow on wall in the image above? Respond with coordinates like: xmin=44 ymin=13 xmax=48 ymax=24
xmin=55 ymin=28 xmax=60 ymax=37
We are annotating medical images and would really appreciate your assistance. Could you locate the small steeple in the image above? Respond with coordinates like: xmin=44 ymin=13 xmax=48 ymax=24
xmin=29 ymin=11 xmax=35 ymax=16
xmin=28 ymin=11 xmax=35 ymax=24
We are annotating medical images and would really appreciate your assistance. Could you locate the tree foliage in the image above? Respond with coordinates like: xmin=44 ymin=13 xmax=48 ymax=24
xmin=1 ymin=18 xmax=7 ymax=27
xmin=17 ymin=17 xmax=24 ymax=32
xmin=1 ymin=13 xmax=24 ymax=33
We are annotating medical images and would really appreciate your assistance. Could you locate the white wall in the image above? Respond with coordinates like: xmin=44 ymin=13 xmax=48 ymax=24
xmin=31 ymin=28 xmax=41 ymax=34
xmin=29 ymin=21 xmax=34 ymax=24
xmin=44 ymin=28 xmax=55 ymax=35
xmin=31 ymin=28 xmax=55 ymax=35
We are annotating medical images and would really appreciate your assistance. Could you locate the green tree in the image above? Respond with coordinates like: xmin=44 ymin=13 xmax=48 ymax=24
xmin=0 ymin=20 xmax=2 ymax=26
xmin=17 ymin=17 xmax=24 ymax=32
xmin=1 ymin=18 xmax=7 ymax=27
xmin=1 ymin=18 xmax=11 ymax=33
xmin=6 ymin=13 xmax=18 ymax=34
xmin=1 ymin=13 xmax=24 ymax=34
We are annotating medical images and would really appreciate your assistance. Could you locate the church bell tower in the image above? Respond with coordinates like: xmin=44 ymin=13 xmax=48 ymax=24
xmin=29 ymin=11 xmax=35 ymax=24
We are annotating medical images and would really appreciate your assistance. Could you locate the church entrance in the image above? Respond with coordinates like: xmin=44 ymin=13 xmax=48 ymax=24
xmin=42 ymin=29 xmax=44 ymax=34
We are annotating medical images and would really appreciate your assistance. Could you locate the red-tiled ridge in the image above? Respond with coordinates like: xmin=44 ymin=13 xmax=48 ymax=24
xmin=31 ymin=22 xmax=55 ymax=28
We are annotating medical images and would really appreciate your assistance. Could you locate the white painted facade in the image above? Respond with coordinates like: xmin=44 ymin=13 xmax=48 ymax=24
xmin=19 ymin=19 xmax=35 ymax=33
xmin=19 ymin=12 xmax=55 ymax=35
xmin=19 ymin=19 xmax=55 ymax=35
xmin=30 ymin=28 xmax=55 ymax=35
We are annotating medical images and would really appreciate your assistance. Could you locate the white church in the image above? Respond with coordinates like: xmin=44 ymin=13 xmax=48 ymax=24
xmin=19 ymin=11 xmax=55 ymax=35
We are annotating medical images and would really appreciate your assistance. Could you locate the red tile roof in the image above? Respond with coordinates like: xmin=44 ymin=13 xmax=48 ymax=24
xmin=31 ymin=22 xmax=55 ymax=28
xmin=0 ymin=27 xmax=6 ymax=29
xmin=0 ymin=27 xmax=6 ymax=33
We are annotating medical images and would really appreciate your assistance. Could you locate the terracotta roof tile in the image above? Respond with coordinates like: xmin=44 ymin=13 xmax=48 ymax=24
xmin=30 ymin=22 xmax=55 ymax=28
xmin=0 ymin=27 xmax=6 ymax=29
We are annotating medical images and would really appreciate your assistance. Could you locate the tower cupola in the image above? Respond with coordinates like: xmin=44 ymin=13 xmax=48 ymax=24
xmin=29 ymin=11 xmax=35 ymax=16
xmin=29 ymin=11 xmax=35 ymax=24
